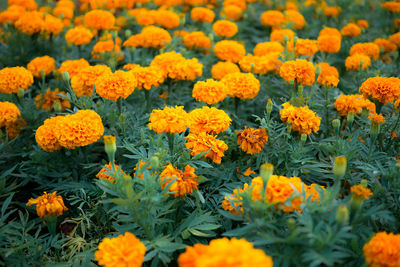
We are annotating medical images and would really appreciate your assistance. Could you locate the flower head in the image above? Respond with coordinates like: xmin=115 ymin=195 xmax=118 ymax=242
xmin=260 ymin=10 xmax=285 ymax=28
xmin=280 ymin=59 xmax=315 ymax=86
xmin=237 ymin=127 xmax=268 ymax=154
xmin=192 ymin=79 xmax=228 ymax=105
xmin=27 ymin=56 xmax=56 ymax=78
xmin=15 ymin=11 xmax=44 ymax=35
xmin=185 ymin=132 xmax=228 ymax=164
xmin=190 ymin=7 xmax=215 ymax=23
xmin=341 ymin=23 xmax=362 ymax=37
xmin=295 ymin=38 xmax=318 ymax=57
xmin=95 ymin=70 xmax=137 ymax=101
xmin=187 ymin=106 xmax=231 ymax=134
xmin=350 ymin=43 xmax=380 ymax=60
xmin=127 ymin=65 xmax=165 ymax=90
xmin=34 ymin=89 xmax=70 ymax=111
xmin=350 ymin=184 xmax=373 ymax=200
xmin=317 ymin=62 xmax=339 ymax=87
xmin=148 ymin=106 xmax=187 ymax=134
xmin=213 ymin=20 xmax=238 ymax=38
xmin=221 ymin=72 xmax=260 ymax=99
xmin=57 ymin=59 xmax=90 ymax=79
xmin=214 ymin=40 xmax=246 ymax=63
xmin=183 ymin=31 xmax=211 ymax=51
xmin=345 ymin=54 xmax=371 ymax=71
xmin=71 ymin=65 xmax=112 ymax=97
xmin=96 ymin=162 xmax=124 ymax=182
xmin=211 ymin=61 xmax=240 ymax=81
xmin=334 ymin=94 xmax=375 ymax=117
xmin=369 ymin=113 xmax=385 ymax=125
xmin=27 ymin=191 xmax=68 ymax=218
xmin=0 ymin=66 xmax=33 ymax=94
xmin=123 ymin=26 xmax=171 ymax=49
xmin=65 ymin=26 xmax=93 ymax=46
xmin=280 ymin=102 xmax=321 ymax=135
xmin=253 ymin=41 xmax=284 ymax=56
xmin=363 ymin=232 xmax=400 ymax=267
xmin=285 ymin=10 xmax=305 ymax=30
xmin=359 ymin=77 xmax=400 ymax=104
xmin=160 ymin=163 xmax=198 ymax=197
xmin=239 ymin=54 xmax=281 ymax=75
xmin=84 ymin=9 xmax=115 ymax=30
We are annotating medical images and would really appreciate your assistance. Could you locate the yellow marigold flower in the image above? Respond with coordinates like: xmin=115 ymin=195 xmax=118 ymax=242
xmin=71 ymin=65 xmax=112 ymax=97
xmin=92 ymin=37 xmax=124 ymax=62
xmin=34 ymin=89 xmax=70 ymax=111
xmin=128 ymin=65 xmax=164 ymax=90
xmin=374 ymin=38 xmax=397 ymax=53
xmin=221 ymin=72 xmax=260 ymax=99
xmin=148 ymin=105 xmax=187 ymax=134
xmin=43 ymin=14 xmax=63 ymax=35
xmin=253 ymin=41 xmax=284 ymax=56
xmin=123 ymin=25 xmax=171 ymax=49
xmin=57 ymin=0 xmax=75 ymax=9
xmin=363 ymin=232 xmax=400 ymax=267
xmin=192 ymin=79 xmax=228 ymax=105
xmin=345 ymin=54 xmax=371 ymax=71
xmin=57 ymin=58 xmax=90 ymax=78
xmin=27 ymin=191 xmax=67 ymax=218
xmin=369 ymin=113 xmax=386 ymax=125
xmin=0 ymin=5 xmax=26 ymax=25
xmin=319 ymin=27 xmax=342 ymax=39
xmin=53 ymin=110 xmax=104 ymax=149
xmin=295 ymin=38 xmax=318 ymax=57
xmin=237 ymin=126 xmax=268 ymax=155
xmin=286 ymin=2 xmax=297 ymax=10
xmin=0 ymin=66 xmax=33 ymax=94
xmin=280 ymin=59 xmax=315 ymax=86
xmin=65 ymin=26 xmax=93 ymax=46
xmin=223 ymin=0 xmax=246 ymax=10
xmin=9 ymin=0 xmax=38 ymax=10
xmin=334 ymin=94 xmax=375 ymax=117
xmin=214 ymin=40 xmax=246 ymax=63
xmin=359 ymin=77 xmax=400 ymax=104
xmin=270 ymin=28 xmax=295 ymax=43
xmin=357 ymin=19 xmax=369 ymax=28
xmin=185 ymin=132 xmax=228 ymax=164
xmin=95 ymin=71 xmax=137 ymax=101
xmin=211 ymin=61 xmax=240 ymax=81
xmin=350 ymin=184 xmax=373 ymax=200
xmin=221 ymin=4 xmax=243 ymax=21
xmin=341 ymin=23 xmax=362 ymax=37
xmin=53 ymin=6 xmax=73 ymax=19
xmin=27 ymin=56 xmax=56 ymax=78
xmin=160 ymin=163 xmax=198 ymax=197
xmin=389 ymin=32 xmax=400 ymax=48
xmin=239 ymin=53 xmax=281 ymax=75
xmin=0 ymin=101 xmax=20 ymax=129
xmin=184 ymin=0 xmax=206 ymax=6
xmin=187 ymin=106 xmax=231 ymax=135
xmin=156 ymin=9 xmax=180 ymax=29
xmin=95 ymin=232 xmax=146 ymax=267
xmin=212 ymin=20 xmax=238 ymax=38
xmin=96 ymin=162 xmax=124 ymax=182
xmin=323 ymin=6 xmax=341 ymax=17
xmin=382 ymin=1 xmax=400 ymax=12
xmin=178 ymin=237 xmax=273 ymax=267
xmin=280 ymin=102 xmax=321 ymax=135
xmin=14 ymin=11 xmax=45 ymax=35
xmin=317 ymin=62 xmax=339 ymax=87
xmin=350 ymin=42 xmax=380 ymax=60
xmin=260 ymin=10 xmax=285 ymax=28
xmin=134 ymin=9 xmax=157 ymax=26
xmin=191 ymin=7 xmax=215 ymax=23
xmin=183 ymin=31 xmax=211 ymax=51
xmin=317 ymin=35 xmax=341 ymax=54
xmin=284 ymin=10 xmax=305 ymax=30
xmin=35 ymin=116 xmax=62 ymax=152
xmin=84 ymin=9 xmax=115 ymax=30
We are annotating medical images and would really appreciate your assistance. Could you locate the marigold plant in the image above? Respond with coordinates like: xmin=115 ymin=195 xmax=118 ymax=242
xmin=187 ymin=106 xmax=231 ymax=135
xmin=280 ymin=102 xmax=321 ymax=135
xmin=26 ymin=191 xmax=68 ymax=218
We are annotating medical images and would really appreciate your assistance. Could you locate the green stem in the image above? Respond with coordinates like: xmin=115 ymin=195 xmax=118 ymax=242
xmin=144 ymin=90 xmax=150 ymax=113
xmin=167 ymin=133 xmax=175 ymax=156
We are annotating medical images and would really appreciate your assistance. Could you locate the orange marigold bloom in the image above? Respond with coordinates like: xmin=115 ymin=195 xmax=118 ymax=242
xmin=134 ymin=9 xmax=157 ymax=26
xmin=389 ymin=32 xmax=400 ymax=48
xmin=317 ymin=35 xmax=341 ymax=54
xmin=350 ymin=184 xmax=373 ymax=200
xmin=84 ymin=9 xmax=115 ymax=30
xmin=9 ymin=0 xmax=38 ymax=10
xmin=191 ymin=7 xmax=215 ymax=23
xmin=295 ymin=38 xmax=318 ymax=57
xmin=43 ymin=14 xmax=63 ymax=35
xmin=0 ymin=101 xmax=21 ymax=129
xmin=323 ymin=6 xmax=341 ymax=17
xmin=279 ymin=59 xmax=315 ymax=86
xmin=27 ymin=191 xmax=68 ymax=218
xmin=183 ymin=31 xmax=211 ymax=51
xmin=223 ymin=0 xmax=246 ymax=10
xmin=221 ymin=5 xmax=243 ymax=21
xmin=260 ymin=10 xmax=285 ymax=28
xmin=317 ymin=62 xmax=339 ymax=87
xmin=280 ymin=102 xmax=321 ymax=135
xmin=156 ymin=9 xmax=180 ymax=29
xmin=237 ymin=126 xmax=268 ymax=154
xmin=222 ymin=183 xmax=248 ymax=215
xmin=213 ymin=20 xmax=238 ymax=38
xmin=123 ymin=26 xmax=171 ymax=49
xmin=270 ymin=28 xmax=295 ymax=43
xmin=178 ymin=237 xmax=273 ymax=267
xmin=359 ymin=77 xmax=400 ymax=104
xmin=369 ymin=113 xmax=386 ymax=125
xmin=148 ymin=106 xmax=187 ymax=134
xmin=374 ymin=38 xmax=397 ymax=53
xmin=34 ymin=89 xmax=70 ymax=111
xmin=96 ymin=162 xmax=124 ymax=182
xmin=0 ymin=5 xmax=26 ymax=25
xmin=65 ymin=26 xmax=93 ymax=46
xmin=57 ymin=58 xmax=90 ymax=78
xmin=334 ymin=94 xmax=375 ymax=117
xmin=91 ymin=37 xmax=124 ymax=62
xmin=382 ymin=1 xmax=400 ymax=12
xmin=357 ymin=19 xmax=369 ymax=28
xmin=319 ymin=27 xmax=342 ymax=39
xmin=214 ymin=40 xmax=246 ymax=63
xmin=187 ymin=106 xmax=231 ymax=134
xmin=128 ymin=65 xmax=164 ymax=90
xmin=95 ymin=71 xmax=137 ymax=101
xmin=27 ymin=56 xmax=56 ymax=78
xmin=71 ymin=65 xmax=112 ymax=97
xmin=192 ymin=79 xmax=228 ymax=104
xmin=95 ymin=232 xmax=146 ymax=267
xmin=185 ymin=132 xmax=228 ymax=164
xmin=53 ymin=6 xmax=73 ymax=19
xmin=253 ymin=41 xmax=284 ymax=56
xmin=341 ymin=23 xmax=361 ymax=37
xmin=14 ymin=11 xmax=44 ymax=35
xmin=350 ymin=42 xmax=380 ymax=60
xmin=345 ymin=54 xmax=371 ymax=71
xmin=0 ymin=66 xmax=33 ymax=94
xmin=160 ymin=163 xmax=198 ymax=197
xmin=221 ymin=72 xmax=260 ymax=99
xmin=284 ymin=10 xmax=305 ymax=30
xmin=211 ymin=61 xmax=240 ymax=80
xmin=363 ymin=232 xmax=400 ymax=267
xmin=35 ymin=116 xmax=62 ymax=152
xmin=239 ymin=53 xmax=281 ymax=75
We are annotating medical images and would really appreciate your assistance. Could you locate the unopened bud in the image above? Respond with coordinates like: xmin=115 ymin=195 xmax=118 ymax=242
xmin=347 ymin=112 xmax=355 ymax=126
xmin=287 ymin=218 xmax=296 ymax=231
xmin=104 ymin=135 xmax=116 ymax=162
xmin=336 ymin=205 xmax=349 ymax=225
xmin=315 ymin=65 xmax=321 ymax=76
xmin=150 ymin=156 xmax=160 ymax=169
xmin=17 ymin=88 xmax=25 ymax=98
xmin=360 ymin=179 xmax=368 ymax=187
xmin=266 ymin=99 xmax=273 ymax=114
xmin=62 ymin=72 xmax=70 ymax=82
xmin=125 ymin=29 xmax=132 ymax=38
xmin=301 ymin=134 xmax=307 ymax=143
xmin=260 ymin=163 xmax=273 ymax=183
xmin=332 ymin=119 xmax=340 ymax=130
xmin=333 ymin=156 xmax=347 ymax=178
xmin=53 ymin=100 xmax=62 ymax=112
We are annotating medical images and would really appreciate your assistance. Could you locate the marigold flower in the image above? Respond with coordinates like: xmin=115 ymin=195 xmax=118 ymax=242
xmin=211 ymin=61 xmax=240 ymax=80
xmin=192 ymin=79 xmax=228 ymax=104
xmin=323 ymin=6 xmax=341 ymax=17
xmin=389 ymin=32 xmax=400 ymax=48
xmin=185 ymin=132 xmax=228 ymax=164
xmin=160 ymin=163 xmax=198 ymax=197
xmin=57 ymin=59 xmax=90 ymax=78
xmin=253 ymin=41 xmax=284 ymax=56
xmin=0 ymin=101 xmax=21 ymax=129
xmin=221 ymin=5 xmax=243 ymax=21
xmin=71 ymin=65 xmax=112 ymax=97
xmin=65 ymin=26 xmax=93 ymax=46
xmin=350 ymin=184 xmax=373 ymax=200
xmin=0 ymin=66 xmax=33 ymax=94
xmin=239 ymin=53 xmax=281 ymax=75
xmin=334 ymin=94 xmax=375 ymax=117
xmin=84 ymin=10 xmax=115 ymax=30
xmin=43 ymin=14 xmax=63 ymax=36
xmin=123 ymin=25 xmax=171 ymax=49
xmin=285 ymin=10 xmax=305 ymax=30
xmin=95 ymin=232 xmax=146 ymax=267
xmin=127 ymin=65 xmax=165 ymax=90
xmin=295 ymin=38 xmax=318 ymax=57
xmin=27 ymin=191 xmax=67 ymax=218
xmin=35 ymin=116 xmax=62 ymax=152
xmin=212 ymin=20 xmax=238 ymax=38
xmin=280 ymin=59 xmax=315 ymax=86
xmin=91 ymin=37 xmax=124 ymax=62
xmin=96 ymin=162 xmax=124 ymax=182
xmin=260 ymin=10 xmax=285 ymax=28
xmin=223 ymin=0 xmax=246 ymax=10
xmin=35 ymin=89 xmax=70 ymax=111
xmin=27 ymin=56 xmax=56 ymax=78
xmin=0 ymin=5 xmax=26 ymax=25
xmin=369 ymin=113 xmax=385 ymax=125
xmin=222 ymin=183 xmax=248 ymax=215
xmin=381 ymin=1 xmax=400 ymax=12
xmin=237 ymin=127 xmax=268 ymax=154
xmin=14 ymin=11 xmax=45 ymax=35
xmin=214 ymin=40 xmax=246 ymax=63
xmin=53 ymin=6 xmax=73 ymax=19
xmin=345 ymin=54 xmax=371 ymax=71
xmin=221 ymin=72 xmax=260 ymax=99
xmin=317 ymin=35 xmax=341 ymax=53
xmin=363 ymin=232 xmax=400 ymax=267
xmin=359 ymin=77 xmax=400 ymax=104
xmin=95 ymin=71 xmax=137 ymax=101
xmin=156 ymin=9 xmax=180 ymax=29
xmin=374 ymin=38 xmax=397 ymax=53
xmin=357 ymin=19 xmax=369 ymax=28
xmin=341 ymin=23 xmax=361 ymax=37
xmin=187 ymin=106 xmax=231 ymax=134
xmin=183 ymin=31 xmax=211 ymax=51
xmin=317 ymin=62 xmax=339 ymax=87
xmin=319 ymin=27 xmax=342 ymax=39
xmin=280 ymin=102 xmax=321 ymax=135
xmin=350 ymin=42 xmax=380 ymax=60
xmin=133 ymin=9 xmax=157 ymax=26
xmin=148 ymin=106 xmax=187 ymax=134
xmin=178 ymin=237 xmax=273 ymax=267
xmin=270 ymin=28 xmax=295 ymax=44
xmin=9 ymin=0 xmax=38 ymax=10
xmin=191 ymin=7 xmax=215 ymax=23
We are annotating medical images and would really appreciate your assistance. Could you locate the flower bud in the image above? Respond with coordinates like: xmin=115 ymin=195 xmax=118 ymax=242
xmin=62 ymin=72 xmax=70 ymax=82
xmin=333 ymin=156 xmax=347 ymax=178
xmin=287 ymin=218 xmax=296 ymax=231
xmin=266 ymin=99 xmax=273 ymax=114
xmin=125 ymin=29 xmax=132 ymax=38
xmin=332 ymin=119 xmax=340 ymax=130
xmin=315 ymin=65 xmax=321 ymax=76
xmin=53 ymin=100 xmax=62 ymax=112
xmin=336 ymin=205 xmax=349 ymax=225
xmin=150 ymin=156 xmax=160 ymax=169
xmin=104 ymin=135 xmax=116 ymax=162
xmin=287 ymin=122 xmax=292 ymax=134
xmin=347 ymin=112 xmax=355 ymax=126
xmin=360 ymin=179 xmax=368 ymax=187
xmin=260 ymin=163 xmax=273 ymax=183
xmin=17 ymin=88 xmax=25 ymax=98
xmin=301 ymin=134 xmax=307 ymax=143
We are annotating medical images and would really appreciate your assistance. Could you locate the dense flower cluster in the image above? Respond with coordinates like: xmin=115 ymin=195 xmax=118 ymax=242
xmin=160 ymin=163 xmax=199 ymax=197
xmin=221 ymin=72 xmax=260 ymax=99
xmin=0 ymin=66 xmax=33 ymax=93
xmin=95 ymin=70 xmax=137 ymax=101
xmin=127 ymin=65 xmax=165 ymax=90
xmin=84 ymin=9 xmax=115 ymax=30
xmin=71 ymin=65 xmax=112 ymax=97
xmin=192 ymin=79 xmax=228 ymax=104
xmin=185 ymin=132 xmax=228 ymax=164
xmin=187 ymin=106 xmax=231 ymax=134
xmin=350 ymin=43 xmax=380 ymax=60
xmin=148 ymin=105 xmax=187 ymax=134
xmin=334 ymin=94 xmax=375 ymax=117
xmin=237 ymin=127 xmax=268 ymax=154
xmin=239 ymin=54 xmax=281 ymax=75
xmin=26 ymin=191 xmax=68 ymax=218
xmin=280 ymin=59 xmax=315 ymax=86
xmin=359 ymin=77 xmax=400 ymax=104
xmin=280 ymin=102 xmax=321 ymax=135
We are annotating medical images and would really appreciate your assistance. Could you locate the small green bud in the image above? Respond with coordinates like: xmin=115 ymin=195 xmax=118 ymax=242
xmin=53 ymin=100 xmax=62 ymax=112
xmin=336 ymin=205 xmax=349 ymax=225
xmin=62 ymin=72 xmax=70 ymax=82
xmin=332 ymin=119 xmax=340 ymax=130
xmin=104 ymin=135 xmax=116 ymax=162
xmin=360 ymin=179 xmax=368 ymax=187
xmin=347 ymin=112 xmax=355 ymax=126
xmin=17 ymin=88 xmax=25 ymax=98
xmin=333 ymin=156 xmax=347 ymax=178
xmin=266 ymin=99 xmax=273 ymax=114
xmin=150 ymin=156 xmax=160 ymax=169
xmin=301 ymin=134 xmax=307 ymax=143
xmin=125 ymin=29 xmax=132 ymax=38
xmin=287 ymin=218 xmax=296 ymax=231
xmin=315 ymin=65 xmax=321 ymax=76
xmin=260 ymin=163 xmax=273 ymax=183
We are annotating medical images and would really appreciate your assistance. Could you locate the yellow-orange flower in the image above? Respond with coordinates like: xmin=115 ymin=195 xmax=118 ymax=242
xmin=27 ymin=56 xmax=56 ymax=78
xmin=211 ymin=61 xmax=240 ymax=80
xmin=15 ymin=11 xmax=45 ymax=35
xmin=96 ymin=162 xmax=124 ymax=182
xmin=317 ymin=62 xmax=339 ymax=87
xmin=91 ymin=37 xmax=124 ymax=62
xmin=71 ymin=65 xmax=112 ymax=97
xmin=57 ymin=59 xmax=90 ymax=78
xmin=213 ymin=20 xmax=238 ymax=38
xmin=191 ymin=7 xmax=215 ymax=23
xmin=35 ymin=116 xmax=63 ymax=152
xmin=239 ymin=54 xmax=281 ymax=75
xmin=156 ymin=9 xmax=180 ymax=29
xmin=285 ymin=10 xmax=305 ymax=30
xmin=295 ymin=38 xmax=318 ymax=57
xmin=0 ymin=5 xmax=26 ymax=25
xmin=350 ymin=184 xmax=373 ymax=200
xmin=123 ymin=26 xmax=171 ymax=49
xmin=369 ymin=113 xmax=386 ymax=125
xmin=260 ymin=10 xmax=285 ymax=28
xmin=280 ymin=59 xmax=315 ymax=86
xmin=159 ymin=163 xmax=198 ymax=197
xmin=183 ymin=31 xmax=211 ymax=51
xmin=222 ymin=183 xmax=248 ymax=215
xmin=95 ymin=232 xmax=146 ymax=267
xmin=381 ymin=1 xmax=400 ymax=12
xmin=221 ymin=72 xmax=260 ymax=99
xmin=9 ymin=0 xmax=38 ymax=10
xmin=389 ymin=32 xmax=400 ymax=48
xmin=357 ymin=20 xmax=369 ymax=28
xmin=214 ymin=40 xmax=246 ymax=63
xmin=237 ymin=127 xmax=268 ymax=154
xmin=95 ymin=71 xmax=137 ymax=101
xmin=270 ymin=29 xmax=295 ymax=44
xmin=350 ymin=42 xmax=380 ymax=60
xmin=359 ymin=77 xmax=400 ymax=104
xmin=334 ymin=94 xmax=375 ymax=117
xmin=185 ymin=132 xmax=228 ymax=164
xmin=0 ymin=66 xmax=33 ymax=94
xmin=27 ymin=191 xmax=68 ymax=218
xmin=253 ymin=41 xmax=284 ymax=56
xmin=84 ymin=10 xmax=115 ymax=30
xmin=374 ymin=38 xmax=397 ymax=53
xmin=221 ymin=5 xmax=243 ymax=21
xmin=34 ymin=89 xmax=70 ymax=111
xmin=187 ymin=106 xmax=231 ymax=134
xmin=345 ymin=54 xmax=371 ymax=71
xmin=148 ymin=105 xmax=187 ymax=134
xmin=317 ymin=35 xmax=341 ymax=54
xmin=280 ymin=102 xmax=321 ymax=135
xmin=127 ymin=65 xmax=164 ymax=90
xmin=323 ymin=6 xmax=341 ymax=17
xmin=43 ymin=14 xmax=64 ymax=36
xmin=192 ymin=79 xmax=228 ymax=104
xmin=341 ymin=23 xmax=362 ymax=37
xmin=0 ymin=101 xmax=21 ymax=129
xmin=65 ymin=26 xmax=93 ymax=46
xmin=363 ymin=232 xmax=400 ymax=267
